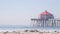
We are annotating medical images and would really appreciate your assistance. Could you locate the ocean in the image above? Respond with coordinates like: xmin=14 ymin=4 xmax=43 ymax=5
xmin=0 ymin=25 xmax=60 ymax=31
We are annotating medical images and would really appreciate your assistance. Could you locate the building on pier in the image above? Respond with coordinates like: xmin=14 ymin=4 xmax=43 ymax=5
xmin=31 ymin=10 xmax=60 ymax=27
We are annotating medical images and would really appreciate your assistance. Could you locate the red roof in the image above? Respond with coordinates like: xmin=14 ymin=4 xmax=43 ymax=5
xmin=40 ymin=10 xmax=51 ymax=15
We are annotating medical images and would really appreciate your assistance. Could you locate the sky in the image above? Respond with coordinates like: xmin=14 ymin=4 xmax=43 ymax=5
xmin=0 ymin=0 xmax=60 ymax=26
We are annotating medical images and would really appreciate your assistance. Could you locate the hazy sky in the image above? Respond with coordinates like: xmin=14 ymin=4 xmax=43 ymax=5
xmin=0 ymin=0 xmax=60 ymax=25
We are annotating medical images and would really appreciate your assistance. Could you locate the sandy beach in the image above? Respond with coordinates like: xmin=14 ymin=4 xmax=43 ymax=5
xmin=0 ymin=30 xmax=60 ymax=34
